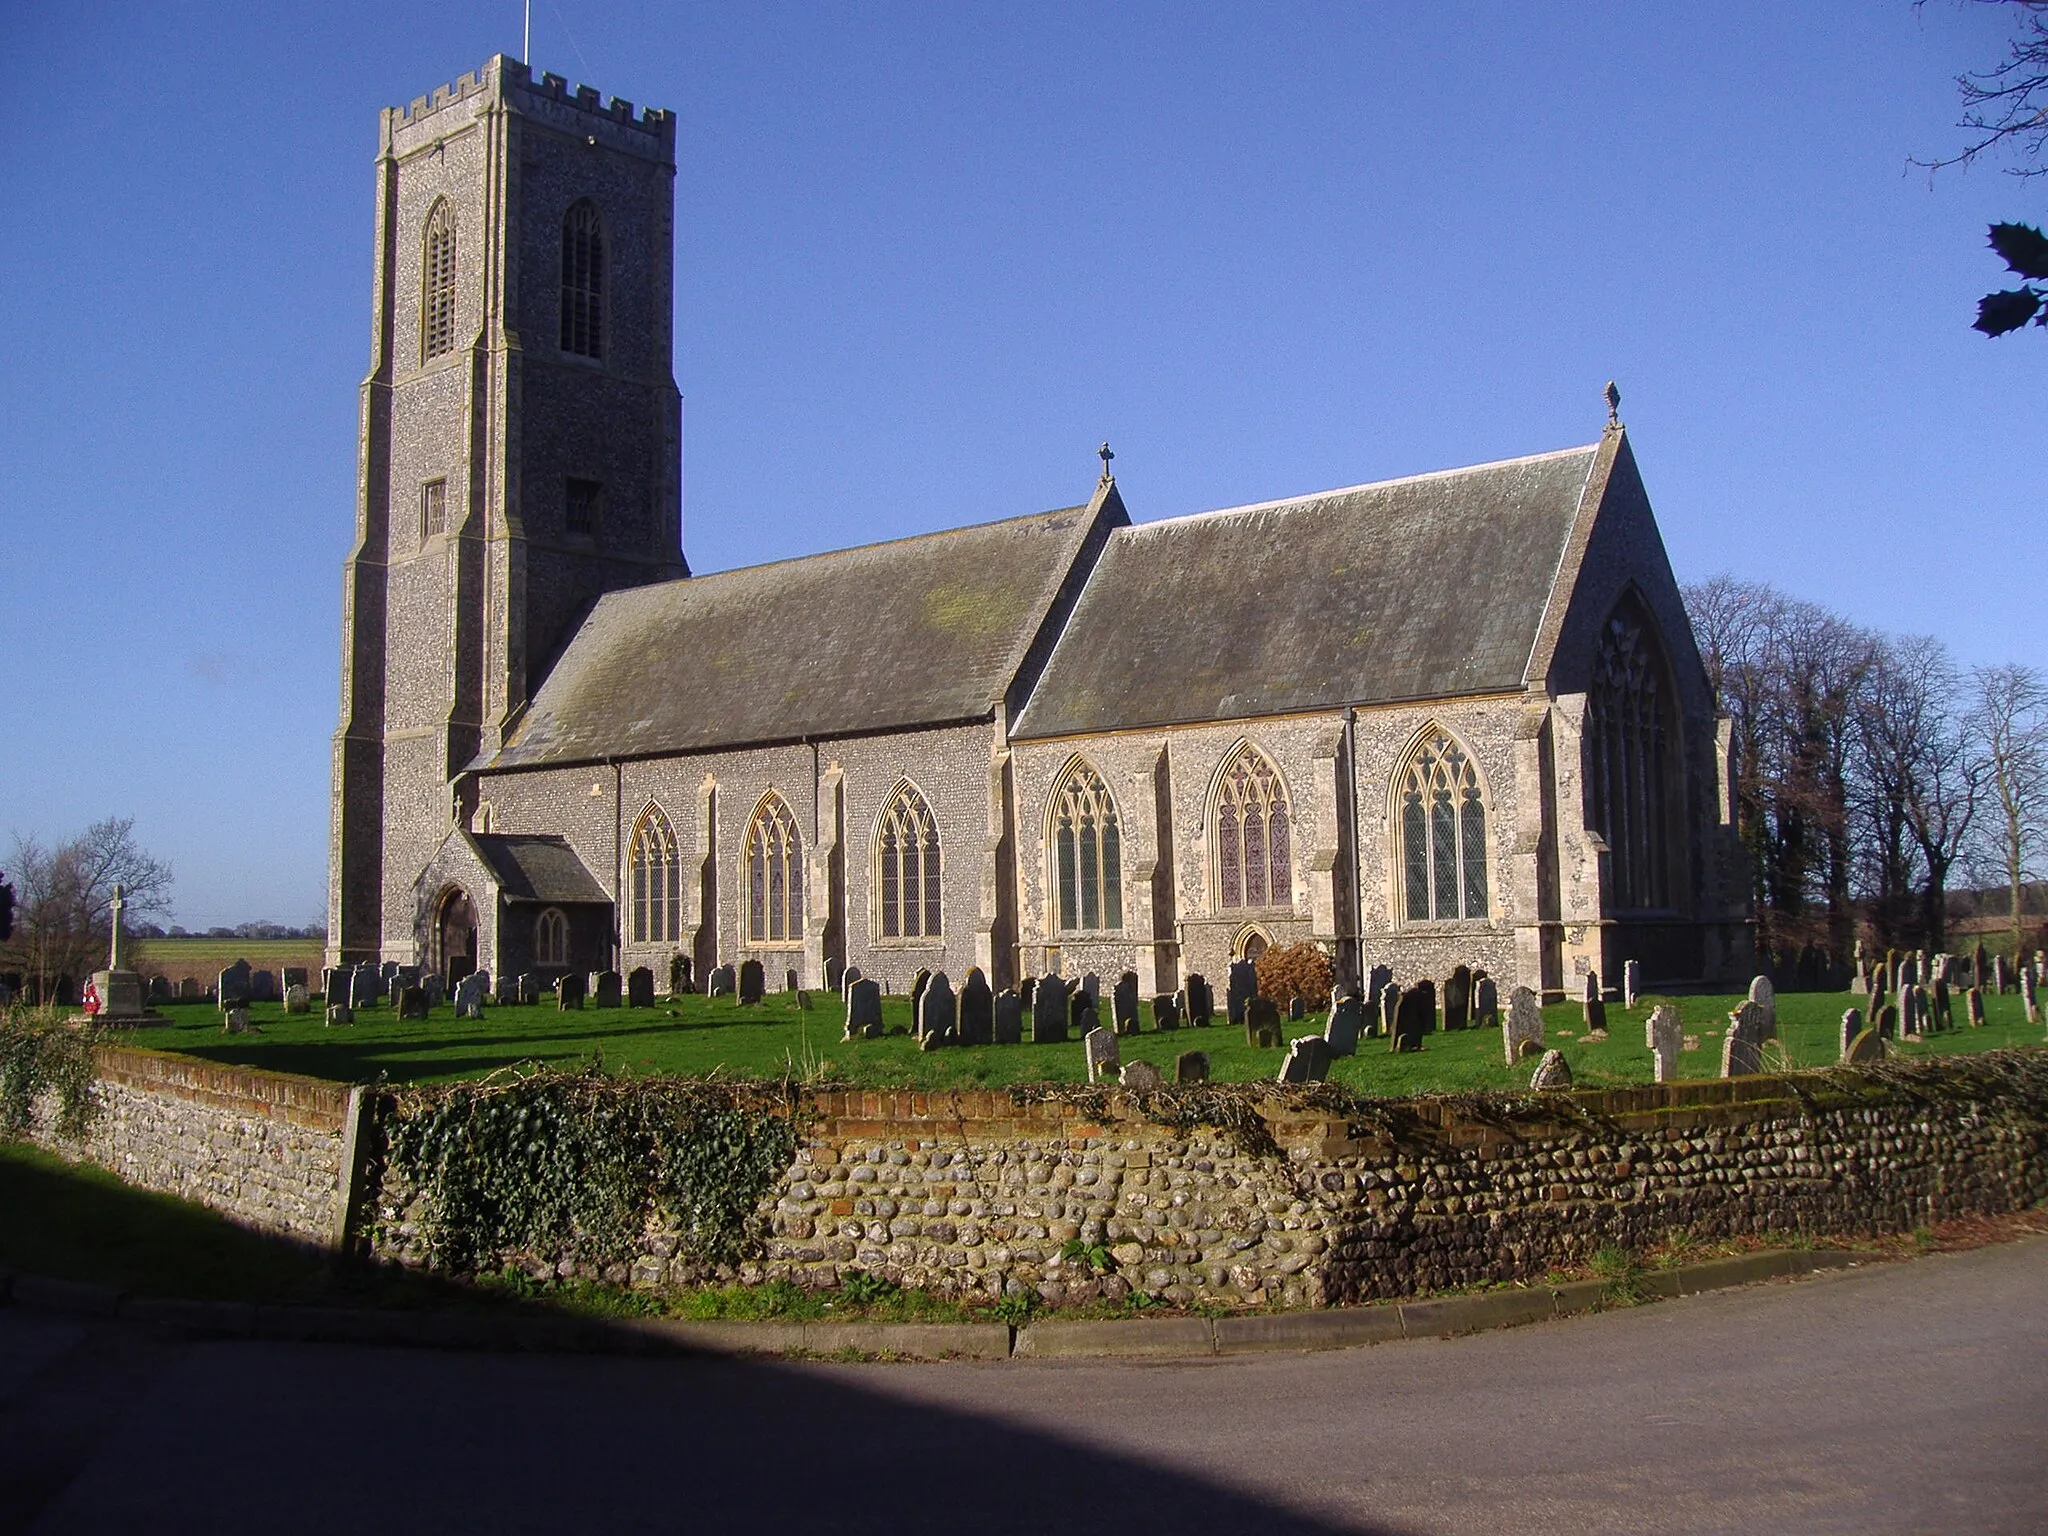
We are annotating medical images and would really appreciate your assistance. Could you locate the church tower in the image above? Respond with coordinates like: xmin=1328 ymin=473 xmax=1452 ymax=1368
xmin=329 ymin=57 xmax=686 ymax=965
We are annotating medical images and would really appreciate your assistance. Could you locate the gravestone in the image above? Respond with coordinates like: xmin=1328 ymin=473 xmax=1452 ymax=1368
xmin=1581 ymin=971 xmax=1607 ymax=1036
xmin=823 ymin=956 xmax=843 ymax=993
xmin=325 ymin=1002 xmax=352 ymax=1027
xmin=1018 ymin=976 xmax=1036 ymax=1007
xmin=959 ymin=968 xmax=994 ymax=1046
xmin=844 ymin=977 xmax=884 ymax=1040
xmin=1366 ymin=964 xmax=1393 ymax=1018
xmin=394 ymin=965 xmax=420 ymax=990
xmin=1080 ymin=972 xmax=1101 ymax=1007
xmin=1622 ymin=959 xmax=1642 ymax=1009
xmin=910 ymin=968 xmax=933 ymax=1021
xmin=1529 ymin=1049 xmax=1573 ymax=1090
xmin=396 ymin=984 xmax=428 ymax=1020
xmin=1875 ymin=1001 xmax=1899 ymax=1040
xmin=627 ymin=967 xmax=655 ymax=1007
xmin=1032 ymin=975 xmax=1071 ymax=1044
xmin=785 ymin=967 xmax=800 ymax=994
xmin=1112 ymin=971 xmax=1141 ymax=1035
xmin=993 ymin=988 xmax=1023 ymax=1045
xmin=1245 ymin=996 xmax=1283 ymax=1048
xmin=250 ymin=970 xmax=277 ymax=1003
xmin=1277 ymin=1035 xmax=1333 ymax=1084
xmin=1842 ymin=1028 xmax=1883 ymax=1065
xmin=1442 ymin=965 xmax=1472 ymax=1030
xmin=918 ymin=972 xmax=957 ymax=1048
xmin=670 ymin=954 xmax=695 ymax=995
xmin=1069 ymin=991 xmax=1101 ymax=1039
xmin=421 ymin=974 xmax=445 ymax=1009
xmin=558 ymin=972 xmax=586 ymax=1010
xmin=516 ymin=973 xmax=540 ymax=1005
xmin=220 ymin=1006 xmax=253 ymax=1035
xmin=282 ymin=967 xmax=308 ymax=996
xmin=1993 ymin=954 xmax=2010 ymax=994
xmin=1973 ymin=943 xmax=1990 ymax=990
xmin=2023 ymin=967 xmax=2040 ymax=1025
xmin=1473 ymin=975 xmax=1500 ymax=1032
xmin=841 ymin=965 xmax=863 ymax=1000
xmin=1932 ymin=975 xmax=1952 ymax=1031
xmin=1288 ymin=996 xmax=1307 ymax=1023
xmin=588 ymin=970 xmax=620 ymax=1008
xmin=323 ymin=968 xmax=350 ymax=1001
xmin=1647 ymin=1004 xmax=1683 ymax=1083
xmin=1380 ymin=982 xmax=1403 ymax=1044
xmin=283 ymin=984 xmax=309 ymax=1015
xmin=1152 ymin=993 xmax=1180 ymax=1031
xmin=737 ymin=960 xmax=765 ymax=1006
xmin=1965 ymin=986 xmax=1986 ymax=1027
xmin=454 ymin=974 xmax=487 ymax=1019
xmin=218 ymin=960 xmax=252 ymax=1012
xmin=1085 ymin=1026 xmax=1121 ymax=1083
xmin=796 ymin=990 xmax=813 ymax=1010
xmin=1503 ymin=985 xmax=1544 ymax=1064
xmin=1721 ymin=999 xmax=1766 ymax=1077
xmin=1175 ymin=1049 xmax=1210 ymax=1084
xmin=707 ymin=965 xmax=735 ymax=999
xmin=1392 ymin=981 xmax=1434 ymax=1053
xmin=1119 ymin=1059 xmax=1165 ymax=1091
xmin=348 ymin=966 xmax=380 ymax=1011
xmin=1226 ymin=961 xmax=1257 ymax=1029
xmin=1899 ymin=985 xmax=1923 ymax=1038
xmin=1324 ymin=994 xmax=1363 ymax=1057
xmin=147 ymin=975 xmax=172 ymax=1003
xmin=1850 ymin=963 xmax=1870 ymax=997
xmin=1838 ymin=1007 xmax=1863 ymax=1058
xmin=1184 ymin=973 xmax=1214 ymax=1027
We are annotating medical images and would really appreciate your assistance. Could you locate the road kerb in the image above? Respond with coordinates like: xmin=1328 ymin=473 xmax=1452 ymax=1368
xmin=1014 ymin=1316 xmax=1216 ymax=1358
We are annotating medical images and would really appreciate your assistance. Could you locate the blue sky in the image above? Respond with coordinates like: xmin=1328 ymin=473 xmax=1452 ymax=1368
xmin=1 ymin=3 xmax=2040 ymax=928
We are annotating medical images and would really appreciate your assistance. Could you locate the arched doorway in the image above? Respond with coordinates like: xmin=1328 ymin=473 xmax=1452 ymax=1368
xmin=437 ymin=888 xmax=477 ymax=983
xmin=1232 ymin=924 xmax=1271 ymax=963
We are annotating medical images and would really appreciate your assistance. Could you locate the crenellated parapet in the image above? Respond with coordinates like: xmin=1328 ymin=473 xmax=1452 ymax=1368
xmin=381 ymin=55 xmax=675 ymax=159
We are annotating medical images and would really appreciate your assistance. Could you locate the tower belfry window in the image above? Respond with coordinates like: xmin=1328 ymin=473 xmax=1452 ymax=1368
xmin=421 ymin=200 xmax=456 ymax=361
xmin=560 ymin=201 xmax=604 ymax=358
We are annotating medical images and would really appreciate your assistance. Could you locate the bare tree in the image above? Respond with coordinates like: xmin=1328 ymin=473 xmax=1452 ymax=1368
xmin=0 ymin=817 xmax=173 ymax=1000
xmin=1969 ymin=663 xmax=2048 ymax=952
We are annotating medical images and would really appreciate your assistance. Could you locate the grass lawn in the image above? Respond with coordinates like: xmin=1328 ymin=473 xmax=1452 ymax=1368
xmin=122 ymin=985 xmax=2047 ymax=1093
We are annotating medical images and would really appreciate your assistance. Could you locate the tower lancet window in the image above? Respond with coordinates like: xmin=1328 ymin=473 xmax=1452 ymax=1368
xmin=560 ymin=200 xmax=605 ymax=358
xmin=421 ymin=199 xmax=456 ymax=361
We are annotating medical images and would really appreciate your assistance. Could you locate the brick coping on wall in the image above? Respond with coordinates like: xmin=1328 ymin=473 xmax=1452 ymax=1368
xmin=88 ymin=1045 xmax=355 ymax=1133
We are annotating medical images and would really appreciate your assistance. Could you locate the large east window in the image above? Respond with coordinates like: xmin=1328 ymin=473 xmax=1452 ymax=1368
xmin=1585 ymin=599 xmax=1678 ymax=910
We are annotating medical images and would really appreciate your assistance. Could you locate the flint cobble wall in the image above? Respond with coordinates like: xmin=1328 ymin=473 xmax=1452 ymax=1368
xmin=26 ymin=1047 xmax=356 ymax=1246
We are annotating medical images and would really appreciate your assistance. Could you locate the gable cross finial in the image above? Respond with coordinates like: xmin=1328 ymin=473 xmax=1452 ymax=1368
xmin=1603 ymin=380 xmax=1622 ymax=429
xmin=1098 ymin=441 xmax=1115 ymax=481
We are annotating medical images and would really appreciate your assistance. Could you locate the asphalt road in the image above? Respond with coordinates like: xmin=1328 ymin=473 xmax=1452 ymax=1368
xmin=3 ymin=1240 xmax=2042 ymax=1535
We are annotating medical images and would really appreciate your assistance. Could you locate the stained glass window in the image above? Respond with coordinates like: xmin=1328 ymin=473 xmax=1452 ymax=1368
xmin=1400 ymin=731 xmax=1489 ymax=922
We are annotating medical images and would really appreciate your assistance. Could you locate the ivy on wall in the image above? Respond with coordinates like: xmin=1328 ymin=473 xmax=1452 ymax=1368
xmin=0 ymin=1009 xmax=101 ymax=1141
xmin=374 ymin=1068 xmax=805 ymax=1275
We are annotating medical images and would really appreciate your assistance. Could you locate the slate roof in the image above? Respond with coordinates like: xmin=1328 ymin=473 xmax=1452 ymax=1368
xmin=470 ymin=834 xmax=611 ymax=904
xmin=1009 ymin=445 xmax=1601 ymax=740
xmin=489 ymin=503 xmax=1109 ymax=768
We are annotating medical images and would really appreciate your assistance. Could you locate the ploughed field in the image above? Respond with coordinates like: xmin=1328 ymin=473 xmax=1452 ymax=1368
xmin=132 ymin=987 xmax=2044 ymax=1092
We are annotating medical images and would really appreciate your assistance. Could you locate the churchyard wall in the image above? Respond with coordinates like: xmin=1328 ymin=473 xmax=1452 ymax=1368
xmin=25 ymin=1047 xmax=359 ymax=1247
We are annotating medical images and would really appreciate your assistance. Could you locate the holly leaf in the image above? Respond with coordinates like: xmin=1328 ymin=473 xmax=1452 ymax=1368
xmin=1974 ymin=287 xmax=2043 ymax=336
xmin=1988 ymin=222 xmax=2048 ymax=281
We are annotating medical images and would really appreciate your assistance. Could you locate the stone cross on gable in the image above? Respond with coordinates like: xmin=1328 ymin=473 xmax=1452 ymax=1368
xmin=1098 ymin=441 xmax=1115 ymax=480
xmin=108 ymin=884 xmax=125 ymax=970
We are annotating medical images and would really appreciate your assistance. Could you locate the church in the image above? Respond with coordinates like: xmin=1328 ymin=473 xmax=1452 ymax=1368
xmin=328 ymin=56 xmax=1753 ymax=1004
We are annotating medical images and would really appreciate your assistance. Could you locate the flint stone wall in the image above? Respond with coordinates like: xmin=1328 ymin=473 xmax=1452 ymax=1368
xmin=26 ymin=1047 xmax=358 ymax=1246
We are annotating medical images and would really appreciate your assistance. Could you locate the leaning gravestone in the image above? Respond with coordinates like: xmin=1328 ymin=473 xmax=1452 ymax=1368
xmin=707 ymin=965 xmax=736 ymax=999
xmin=1277 ymin=1035 xmax=1333 ymax=1084
xmin=1503 ymin=985 xmax=1544 ymax=1065
xmin=1442 ymin=965 xmax=1472 ymax=1030
xmin=1722 ymin=999 xmax=1766 ymax=1077
xmin=1175 ymin=1049 xmax=1210 ymax=1084
xmin=958 ymin=968 xmax=994 ymax=1046
xmin=325 ymin=1002 xmax=352 ymax=1027
xmin=1622 ymin=959 xmax=1642 ymax=1009
xmin=1112 ymin=972 xmax=1141 ymax=1035
xmin=1473 ymin=975 xmax=1500 ymax=1032
xmin=1152 ymin=993 xmax=1180 ymax=1031
xmin=1843 ymin=1028 xmax=1884 ymax=1065
xmin=1245 ymin=996 xmax=1282 ymax=1048
xmin=918 ymin=972 xmax=957 ymax=1048
xmin=1392 ymin=981 xmax=1434 ymax=1053
xmin=843 ymin=977 xmax=884 ymax=1040
xmin=1582 ymin=971 xmax=1607 ymax=1036
xmin=1748 ymin=974 xmax=1777 ymax=1040
xmin=1646 ymin=1004 xmax=1682 ymax=1084
xmin=1324 ymin=993 xmax=1363 ymax=1057
xmin=993 ymin=988 xmax=1023 ymax=1045
xmin=1226 ymin=961 xmax=1257 ymax=1029
xmin=1183 ymin=973 xmax=1214 ymax=1027
xmin=250 ymin=969 xmax=277 ymax=1003
xmin=1838 ymin=1007 xmax=1863 ymax=1059
xmin=283 ymin=984 xmax=310 ymax=1015
xmin=1119 ymin=1059 xmax=1165 ymax=1091
xmin=627 ymin=967 xmax=655 ymax=1008
xmin=1032 ymin=975 xmax=1071 ymax=1044
xmin=397 ymin=984 xmax=428 ymax=1021
xmin=1069 ymin=991 xmax=1102 ymax=1039
xmin=558 ymin=972 xmax=586 ymax=1010
xmin=1530 ymin=1049 xmax=1573 ymax=1090
xmin=1085 ymin=1027 xmax=1121 ymax=1083
xmin=737 ymin=960 xmax=765 ymax=1006
xmin=218 ymin=960 xmax=252 ymax=1012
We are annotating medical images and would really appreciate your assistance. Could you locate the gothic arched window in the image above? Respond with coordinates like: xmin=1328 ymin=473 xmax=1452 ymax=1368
xmin=1214 ymin=744 xmax=1293 ymax=909
xmin=421 ymin=199 xmax=457 ymax=361
xmin=745 ymin=793 xmax=804 ymax=945
xmin=535 ymin=907 xmax=569 ymax=967
xmin=1052 ymin=760 xmax=1122 ymax=933
xmin=877 ymin=783 xmax=941 ymax=939
xmin=560 ymin=200 xmax=604 ymax=358
xmin=630 ymin=806 xmax=680 ymax=944
xmin=1398 ymin=730 xmax=1489 ymax=923
xmin=1585 ymin=599 xmax=1678 ymax=911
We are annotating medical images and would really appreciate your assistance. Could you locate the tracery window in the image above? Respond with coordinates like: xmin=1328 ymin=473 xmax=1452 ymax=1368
xmin=1214 ymin=744 xmax=1293 ymax=909
xmin=421 ymin=199 xmax=457 ymax=361
xmin=745 ymin=793 xmax=804 ymax=945
xmin=560 ymin=200 xmax=604 ymax=358
xmin=1585 ymin=602 xmax=1677 ymax=910
xmin=1399 ymin=730 xmax=1489 ymax=922
xmin=876 ymin=783 xmax=942 ymax=939
xmin=1052 ymin=760 xmax=1122 ymax=933
xmin=535 ymin=906 xmax=568 ymax=967
xmin=630 ymin=806 xmax=680 ymax=944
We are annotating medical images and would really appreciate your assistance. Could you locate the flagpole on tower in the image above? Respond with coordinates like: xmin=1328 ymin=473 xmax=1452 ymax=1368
xmin=523 ymin=0 xmax=531 ymax=63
